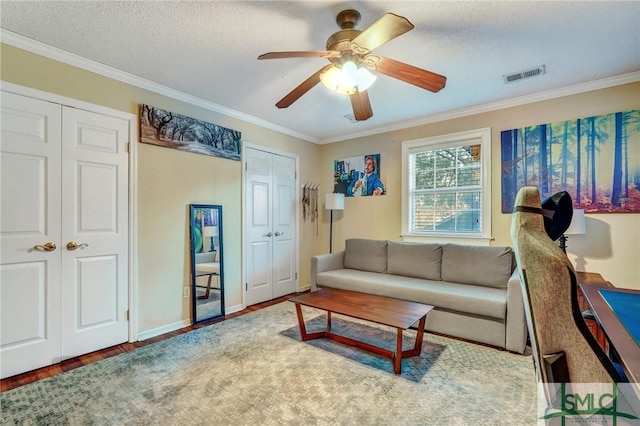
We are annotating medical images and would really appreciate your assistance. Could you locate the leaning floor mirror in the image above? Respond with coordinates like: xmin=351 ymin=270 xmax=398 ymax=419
xmin=189 ymin=204 xmax=225 ymax=323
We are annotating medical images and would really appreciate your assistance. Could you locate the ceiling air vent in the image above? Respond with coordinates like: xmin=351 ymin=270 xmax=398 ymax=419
xmin=504 ymin=65 xmax=546 ymax=83
xmin=344 ymin=114 xmax=357 ymax=123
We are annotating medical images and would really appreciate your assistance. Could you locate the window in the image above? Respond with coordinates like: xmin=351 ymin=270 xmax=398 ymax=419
xmin=401 ymin=128 xmax=492 ymax=243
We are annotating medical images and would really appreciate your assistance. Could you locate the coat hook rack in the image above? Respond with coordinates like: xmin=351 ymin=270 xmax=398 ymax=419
xmin=302 ymin=182 xmax=319 ymax=225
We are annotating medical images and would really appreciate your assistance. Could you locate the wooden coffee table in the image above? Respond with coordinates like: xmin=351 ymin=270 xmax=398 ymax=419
xmin=289 ymin=288 xmax=434 ymax=374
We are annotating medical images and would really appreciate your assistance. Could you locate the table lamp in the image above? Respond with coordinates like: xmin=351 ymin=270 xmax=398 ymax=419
xmin=203 ymin=226 xmax=218 ymax=252
xmin=559 ymin=209 xmax=586 ymax=253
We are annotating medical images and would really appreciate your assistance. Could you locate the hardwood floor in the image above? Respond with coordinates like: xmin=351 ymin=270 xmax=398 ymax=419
xmin=0 ymin=293 xmax=301 ymax=393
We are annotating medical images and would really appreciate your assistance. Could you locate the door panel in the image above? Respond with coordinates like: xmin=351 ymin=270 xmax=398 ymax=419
xmin=273 ymin=156 xmax=296 ymax=298
xmin=245 ymin=149 xmax=274 ymax=305
xmin=1 ymin=262 xmax=47 ymax=345
xmin=78 ymin=163 xmax=118 ymax=231
xmin=76 ymin=255 xmax=118 ymax=327
xmin=61 ymin=107 xmax=129 ymax=359
xmin=246 ymin=241 xmax=272 ymax=304
xmin=0 ymin=92 xmax=62 ymax=379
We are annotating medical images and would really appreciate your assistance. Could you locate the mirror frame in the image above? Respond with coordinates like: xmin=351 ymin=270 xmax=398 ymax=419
xmin=189 ymin=204 xmax=225 ymax=324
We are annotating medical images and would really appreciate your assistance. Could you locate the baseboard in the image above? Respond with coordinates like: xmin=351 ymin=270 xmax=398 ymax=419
xmin=298 ymin=285 xmax=311 ymax=292
xmin=136 ymin=319 xmax=191 ymax=341
xmin=224 ymin=303 xmax=244 ymax=315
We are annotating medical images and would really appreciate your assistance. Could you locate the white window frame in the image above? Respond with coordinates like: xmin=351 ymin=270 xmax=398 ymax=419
xmin=401 ymin=128 xmax=492 ymax=245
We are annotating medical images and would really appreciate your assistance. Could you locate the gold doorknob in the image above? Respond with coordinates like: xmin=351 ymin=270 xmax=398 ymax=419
xmin=33 ymin=242 xmax=57 ymax=252
xmin=66 ymin=242 xmax=89 ymax=251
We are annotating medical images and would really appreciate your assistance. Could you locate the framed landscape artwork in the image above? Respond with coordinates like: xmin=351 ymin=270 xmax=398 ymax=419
xmin=501 ymin=109 xmax=640 ymax=213
xmin=139 ymin=105 xmax=241 ymax=161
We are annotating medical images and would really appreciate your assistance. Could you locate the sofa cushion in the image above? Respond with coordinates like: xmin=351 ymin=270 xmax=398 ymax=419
xmin=315 ymin=269 xmax=506 ymax=319
xmin=387 ymin=241 xmax=442 ymax=280
xmin=441 ymin=244 xmax=514 ymax=288
xmin=343 ymin=239 xmax=388 ymax=273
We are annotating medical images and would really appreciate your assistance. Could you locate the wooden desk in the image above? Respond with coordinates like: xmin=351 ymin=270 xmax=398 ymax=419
xmin=579 ymin=276 xmax=640 ymax=383
xmin=576 ymin=272 xmax=612 ymax=348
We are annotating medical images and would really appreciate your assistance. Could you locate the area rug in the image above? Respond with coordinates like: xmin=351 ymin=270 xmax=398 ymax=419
xmin=196 ymin=288 xmax=222 ymax=320
xmin=1 ymin=302 xmax=537 ymax=425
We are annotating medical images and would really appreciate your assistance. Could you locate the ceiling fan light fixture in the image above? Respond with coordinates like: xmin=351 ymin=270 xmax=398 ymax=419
xmin=320 ymin=61 xmax=377 ymax=95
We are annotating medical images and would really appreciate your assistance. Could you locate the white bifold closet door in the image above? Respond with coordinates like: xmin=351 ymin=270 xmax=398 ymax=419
xmin=0 ymin=91 xmax=129 ymax=379
xmin=244 ymin=147 xmax=297 ymax=306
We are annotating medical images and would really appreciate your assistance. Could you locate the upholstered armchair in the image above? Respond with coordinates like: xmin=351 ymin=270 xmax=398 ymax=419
xmin=510 ymin=186 xmax=623 ymax=385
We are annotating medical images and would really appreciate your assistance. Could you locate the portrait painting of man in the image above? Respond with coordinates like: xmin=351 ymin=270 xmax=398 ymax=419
xmin=334 ymin=154 xmax=385 ymax=197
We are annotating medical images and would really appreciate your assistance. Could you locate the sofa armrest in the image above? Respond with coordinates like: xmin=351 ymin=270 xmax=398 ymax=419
xmin=505 ymin=269 xmax=528 ymax=353
xmin=310 ymin=251 xmax=345 ymax=291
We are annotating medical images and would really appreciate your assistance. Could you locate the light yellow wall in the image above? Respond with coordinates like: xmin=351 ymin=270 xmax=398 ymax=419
xmin=1 ymin=44 xmax=323 ymax=333
xmin=317 ymin=82 xmax=640 ymax=289
xmin=3 ymin=42 xmax=638 ymax=341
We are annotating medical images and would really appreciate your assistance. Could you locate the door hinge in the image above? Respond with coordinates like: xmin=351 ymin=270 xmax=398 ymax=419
xmin=245 ymin=162 xmax=248 ymax=171
xmin=245 ymin=282 xmax=248 ymax=291
xmin=125 ymin=309 xmax=129 ymax=321
xmin=295 ymin=272 xmax=298 ymax=280
xmin=126 ymin=142 xmax=131 ymax=153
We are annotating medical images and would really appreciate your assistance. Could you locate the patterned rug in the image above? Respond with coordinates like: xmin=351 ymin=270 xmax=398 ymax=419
xmin=196 ymin=288 xmax=222 ymax=320
xmin=1 ymin=302 xmax=537 ymax=425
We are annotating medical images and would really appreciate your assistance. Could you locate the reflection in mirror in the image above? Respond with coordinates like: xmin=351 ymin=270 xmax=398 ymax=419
xmin=189 ymin=204 xmax=224 ymax=323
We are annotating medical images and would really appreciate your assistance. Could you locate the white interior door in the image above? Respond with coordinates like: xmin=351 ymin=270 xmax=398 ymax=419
xmin=272 ymin=155 xmax=296 ymax=298
xmin=244 ymin=147 xmax=297 ymax=306
xmin=0 ymin=92 xmax=63 ymax=378
xmin=0 ymin=91 xmax=130 ymax=379
xmin=60 ymin=107 xmax=129 ymax=358
xmin=245 ymin=148 xmax=274 ymax=306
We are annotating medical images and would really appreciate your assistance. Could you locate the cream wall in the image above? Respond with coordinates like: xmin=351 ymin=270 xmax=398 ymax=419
xmin=317 ymin=82 xmax=640 ymax=289
xmin=1 ymin=44 xmax=323 ymax=334
xmin=2 ymin=42 xmax=638 ymax=341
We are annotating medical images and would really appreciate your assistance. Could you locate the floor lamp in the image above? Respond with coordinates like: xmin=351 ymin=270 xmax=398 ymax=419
xmin=325 ymin=193 xmax=344 ymax=253
xmin=559 ymin=209 xmax=586 ymax=253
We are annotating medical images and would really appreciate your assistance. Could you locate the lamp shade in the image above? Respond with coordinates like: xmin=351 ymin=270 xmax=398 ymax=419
xmin=325 ymin=193 xmax=345 ymax=210
xmin=565 ymin=209 xmax=586 ymax=235
xmin=203 ymin=226 xmax=218 ymax=237
xmin=319 ymin=62 xmax=376 ymax=95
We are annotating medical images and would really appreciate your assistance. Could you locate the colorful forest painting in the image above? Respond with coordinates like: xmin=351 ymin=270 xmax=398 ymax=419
xmin=501 ymin=109 xmax=640 ymax=213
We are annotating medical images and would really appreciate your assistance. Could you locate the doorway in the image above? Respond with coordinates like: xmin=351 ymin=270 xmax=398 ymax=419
xmin=0 ymin=85 xmax=135 ymax=379
xmin=243 ymin=145 xmax=299 ymax=306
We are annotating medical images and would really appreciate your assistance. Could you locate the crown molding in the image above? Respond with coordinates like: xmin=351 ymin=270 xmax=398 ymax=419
xmin=0 ymin=29 xmax=318 ymax=143
xmin=3 ymin=29 xmax=637 ymax=146
xmin=318 ymin=71 xmax=640 ymax=144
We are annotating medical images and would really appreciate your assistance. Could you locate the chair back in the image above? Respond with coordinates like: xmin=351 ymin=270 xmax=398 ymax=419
xmin=510 ymin=186 xmax=622 ymax=384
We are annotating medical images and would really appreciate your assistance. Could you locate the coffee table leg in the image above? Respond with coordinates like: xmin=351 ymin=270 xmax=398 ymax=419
xmin=294 ymin=303 xmax=327 ymax=341
xmin=294 ymin=303 xmax=308 ymax=339
xmin=394 ymin=328 xmax=403 ymax=374
xmin=401 ymin=315 xmax=427 ymax=358
xmin=326 ymin=311 xmax=332 ymax=332
xmin=414 ymin=315 xmax=426 ymax=355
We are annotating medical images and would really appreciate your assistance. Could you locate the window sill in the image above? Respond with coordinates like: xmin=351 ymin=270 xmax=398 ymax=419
xmin=400 ymin=233 xmax=494 ymax=246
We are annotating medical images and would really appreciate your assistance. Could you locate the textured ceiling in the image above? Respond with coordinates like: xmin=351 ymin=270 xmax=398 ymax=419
xmin=1 ymin=1 xmax=639 ymax=143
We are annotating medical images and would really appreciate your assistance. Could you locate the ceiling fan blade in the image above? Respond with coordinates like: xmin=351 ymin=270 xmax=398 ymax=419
xmin=350 ymin=13 xmax=414 ymax=53
xmin=350 ymin=91 xmax=373 ymax=121
xmin=366 ymin=55 xmax=447 ymax=92
xmin=275 ymin=64 xmax=333 ymax=109
xmin=258 ymin=51 xmax=341 ymax=60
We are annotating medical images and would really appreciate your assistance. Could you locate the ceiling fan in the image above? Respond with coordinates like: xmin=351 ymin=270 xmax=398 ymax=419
xmin=258 ymin=9 xmax=447 ymax=121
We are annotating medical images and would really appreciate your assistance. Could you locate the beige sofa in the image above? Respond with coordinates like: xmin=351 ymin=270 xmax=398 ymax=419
xmin=311 ymin=239 xmax=527 ymax=353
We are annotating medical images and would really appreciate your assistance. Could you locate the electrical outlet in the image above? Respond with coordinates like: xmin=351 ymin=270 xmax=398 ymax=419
xmin=183 ymin=287 xmax=190 ymax=299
